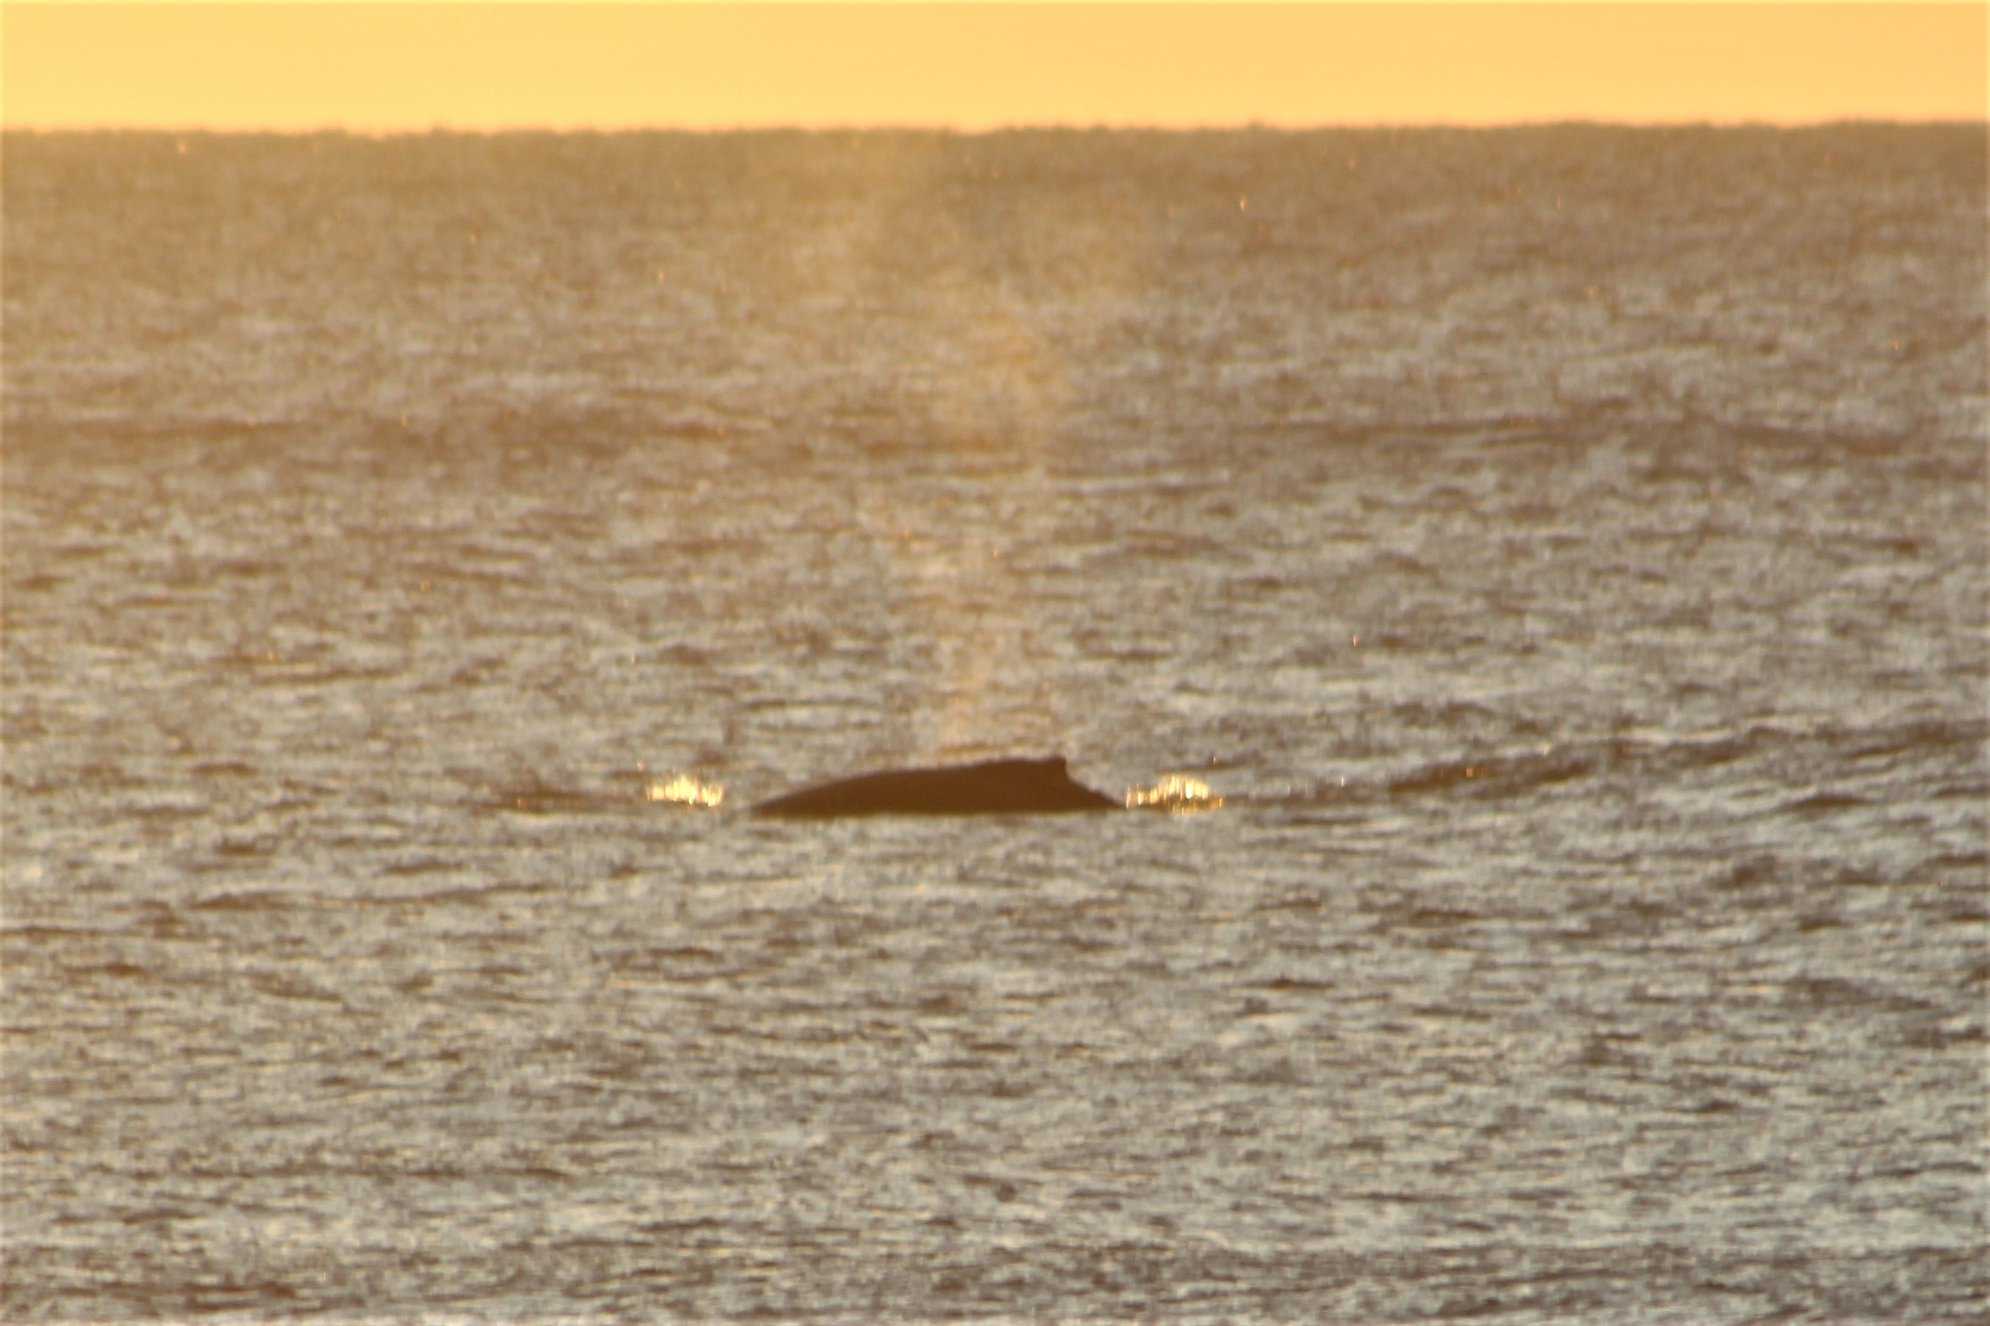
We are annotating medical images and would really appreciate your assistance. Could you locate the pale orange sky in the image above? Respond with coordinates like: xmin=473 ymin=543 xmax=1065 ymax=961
xmin=3 ymin=4 xmax=1984 ymax=132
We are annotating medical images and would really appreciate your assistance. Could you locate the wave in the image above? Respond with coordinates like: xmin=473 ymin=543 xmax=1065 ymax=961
xmin=1236 ymin=713 xmax=1988 ymax=812
xmin=468 ymin=714 xmax=1983 ymax=823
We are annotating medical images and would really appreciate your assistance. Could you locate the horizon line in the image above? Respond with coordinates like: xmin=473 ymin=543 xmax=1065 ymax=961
xmin=10 ymin=115 xmax=1985 ymax=136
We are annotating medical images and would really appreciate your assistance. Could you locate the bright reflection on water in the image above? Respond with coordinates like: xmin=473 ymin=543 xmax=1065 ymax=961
xmin=645 ymin=772 xmax=726 ymax=808
xmin=1124 ymin=773 xmax=1225 ymax=813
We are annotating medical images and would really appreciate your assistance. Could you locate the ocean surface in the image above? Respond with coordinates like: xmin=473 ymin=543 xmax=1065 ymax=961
xmin=3 ymin=126 xmax=1986 ymax=1322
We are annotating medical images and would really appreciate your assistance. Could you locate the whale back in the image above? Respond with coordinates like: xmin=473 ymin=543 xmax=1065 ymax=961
xmin=751 ymin=755 xmax=1117 ymax=819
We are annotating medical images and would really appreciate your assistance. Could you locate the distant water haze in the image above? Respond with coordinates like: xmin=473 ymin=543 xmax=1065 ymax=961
xmin=2 ymin=127 xmax=1984 ymax=1320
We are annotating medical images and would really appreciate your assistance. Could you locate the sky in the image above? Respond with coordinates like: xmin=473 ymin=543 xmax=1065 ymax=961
xmin=3 ymin=4 xmax=1984 ymax=133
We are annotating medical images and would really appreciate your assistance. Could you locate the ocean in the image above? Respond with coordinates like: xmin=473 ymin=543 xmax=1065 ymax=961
xmin=3 ymin=125 xmax=1985 ymax=1322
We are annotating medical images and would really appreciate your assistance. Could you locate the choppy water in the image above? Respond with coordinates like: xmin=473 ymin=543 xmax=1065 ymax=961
xmin=4 ymin=126 xmax=1986 ymax=1322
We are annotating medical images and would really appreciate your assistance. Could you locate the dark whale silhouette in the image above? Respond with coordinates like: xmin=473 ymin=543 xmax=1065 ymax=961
xmin=751 ymin=755 xmax=1119 ymax=819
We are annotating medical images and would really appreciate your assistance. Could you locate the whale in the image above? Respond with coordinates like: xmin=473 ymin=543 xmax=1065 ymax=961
xmin=750 ymin=755 xmax=1119 ymax=819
